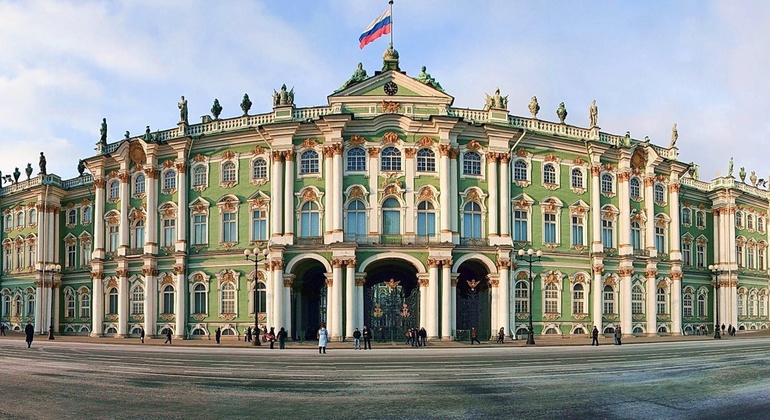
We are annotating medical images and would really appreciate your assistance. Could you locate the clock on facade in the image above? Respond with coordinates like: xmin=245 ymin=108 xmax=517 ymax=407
xmin=384 ymin=81 xmax=398 ymax=96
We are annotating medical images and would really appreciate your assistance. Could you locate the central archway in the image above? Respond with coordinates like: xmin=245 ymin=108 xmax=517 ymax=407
xmin=363 ymin=258 xmax=419 ymax=343
xmin=290 ymin=259 xmax=328 ymax=341
xmin=455 ymin=259 xmax=492 ymax=341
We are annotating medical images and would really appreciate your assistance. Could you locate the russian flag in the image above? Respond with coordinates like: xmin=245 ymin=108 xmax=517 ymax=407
xmin=359 ymin=8 xmax=391 ymax=49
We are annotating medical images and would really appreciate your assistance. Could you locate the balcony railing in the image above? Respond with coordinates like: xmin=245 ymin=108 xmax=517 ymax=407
xmin=460 ymin=237 xmax=489 ymax=246
xmin=295 ymin=236 xmax=323 ymax=245
xmin=126 ymin=248 xmax=144 ymax=256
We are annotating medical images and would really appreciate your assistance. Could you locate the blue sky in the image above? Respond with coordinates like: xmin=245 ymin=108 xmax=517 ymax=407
xmin=1 ymin=0 xmax=768 ymax=183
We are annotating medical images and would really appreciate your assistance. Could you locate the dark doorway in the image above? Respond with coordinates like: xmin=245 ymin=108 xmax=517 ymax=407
xmin=456 ymin=260 xmax=492 ymax=341
xmin=363 ymin=259 xmax=419 ymax=343
xmin=291 ymin=260 xmax=328 ymax=341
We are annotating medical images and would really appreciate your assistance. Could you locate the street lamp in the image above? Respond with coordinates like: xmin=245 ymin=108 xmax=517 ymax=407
xmin=708 ymin=264 xmax=723 ymax=339
xmin=244 ymin=247 xmax=269 ymax=346
xmin=517 ymin=248 xmax=542 ymax=345
xmin=45 ymin=263 xmax=61 ymax=340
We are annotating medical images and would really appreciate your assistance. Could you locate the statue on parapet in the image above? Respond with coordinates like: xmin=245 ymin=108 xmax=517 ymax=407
xmin=39 ymin=152 xmax=47 ymax=175
xmin=143 ymin=126 xmax=153 ymax=143
xmin=211 ymin=99 xmax=222 ymax=120
xmin=273 ymin=84 xmax=294 ymax=106
xmin=336 ymin=62 xmax=368 ymax=92
xmin=485 ymin=88 xmax=508 ymax=110
xmin=556 ymin=102 xmax=568 ymax=124
xmin=178 ymin=95 xmax=188 ymax=124
xmin=77 ymin=160 xmax=86 ymax=177
xmin=528 ymin=96 xmax=540 ymax=119
xmin=728 ymin=157 xmax=734 ymax=177
xmin=689 ymin=163 xmax=699 ymax=180
xmin=240 ymin=93 xmax=252 ymax=115
xmin=589 ymin=100 xmax=598 ymax=127
xmin=750 ymin=171 xmax=758 ymax=186
xmin=25 ymin=164 xmax=33 ymax=180
xmin=739 ymin=167 xmax=746 ymax=182
xmin=13 ymin=167 xmax=20 ymax=184
xmin=99 ymin=118 xmax=108 ymax=144
xmin=669 ymin=123 xmax=678 ymax=148
xmin=415 ymin=66 xmax=443 ymax=91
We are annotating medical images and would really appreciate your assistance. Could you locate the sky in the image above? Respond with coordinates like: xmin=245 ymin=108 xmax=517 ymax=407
xmin=1 ymin=0 xmax=768 ymax=183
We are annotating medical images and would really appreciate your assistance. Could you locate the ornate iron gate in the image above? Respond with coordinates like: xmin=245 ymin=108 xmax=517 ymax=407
xmin=364 ymin=279 xmax=419 ymax=342
xmin=456 ymin=280 xmax=491 ymax=341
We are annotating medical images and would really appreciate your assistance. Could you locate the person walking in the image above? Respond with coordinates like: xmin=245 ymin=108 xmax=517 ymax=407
xmin=246 ymin=326 xmax=252 ymax=343
xmin=405 ymin=328 xmax=412 ymax=346
xmin=317 ymin=322 xmax=329 ymax=354
xmin=591 ymin=326 xmax=599 ymax=346
xmin=470 ymin=327 xmax=481 ymax=345
xmin=616 ymin=326 xmax=622 ymax=345
xmin=254 ymin=325 xmax=261 ymax=345
xmin=362 ymin=325 xmax=372 ymax=350
xmin=139 ymin=326 xmax=145 ymax=344
xmin=215 ymin=327 xmax=221 ymax=344
xmin=353 ymin=328 xmax=362 ymax=350
xmin=277 ymin=327 xmax=287 ymax=349
xmin=613 ymin=327 xmax=619 ymax=345
xmin=0 ymin=323 xmax=6 ymax=336
xmin=497 ymin=327 xmax=505 ymax=344
xmin=24 ymin=321 xmax=34 ymax=348
xmin=419 ymin=327 xmax=427 ymax=347
xmin=267 ymin=327 xmax=276 ymax=349
xmin=164 ymin=329 xmax=172 ymax=344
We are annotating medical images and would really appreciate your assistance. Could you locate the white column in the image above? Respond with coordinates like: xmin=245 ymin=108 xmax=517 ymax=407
xmin=440 ymin=261 xmax=451 ymax=339
xmin=450 ymin=151 xmax=459 ymax=240
xmin=345 ymin=261 xmax=355 ymax=337
xmin=283 ymin=151 xmax=294 ymax=239
xmin=331 ymin=261 xmax=343 ymax=340
xmin=646 ymin=268 xmax=657 ymax=335
xmin=592 ymin=265 xmax=603 ymax=330
xmin=175 ymin=270 xmax=185 ymax=338
xmin=404 ymin=148 xmax=415 ymax=238
xmin=490 ymin=275 xmax=498 ymax=339
xmin=713 ymin=210 xmax=721 ymax=265
xmin=427 ymin=262 xmax=439 ymax=338
xmin=590 ymin=166 xmax=602 ymax=253
xmin=644 ymin=175 xmax=656 ymax=258
xmin=356 ymin=274 xmax=365 ymax=330
xmin=283 ymin=276 xmax=291 ymax=335
xmin=450 ymin=273 xmax=458 ymax=338
xmin=499 ymin=156 xmax=511 ymax=241
xmin=145 ymin=168 xmax=158 ymax=254
xmin=52 ymin=282 xmax=60 ymax=333
xmin=618 ymin=172 xmax=631 ymax=255
xmin=368 ymin=148 xmax=379 ymax=240
xmin=419 ymin=274 xmax=428 ymax=331
xmin=271 ymin=152 xmax=284 ymax=238
xmin=499 ymin=261 xmax=510 ymax=338
xmin=671 ymin=275 xmax=682 ymax=335
xmin=332 ymin=145 xmax=343 ymax=239
xmin=175 ymin=161 xmax=188 ymax=253
xmin=488 ymin=153 xmax=499 ymax=237
xmin=272 ymin=261 xmax=284 ymax=331
xmin=34 ymin=281 xmax=43 ymax=333
xmin=48 ymin=208 xmax=56 ymax=262
xmin=324 ymin=148 xmax=333 ymax=236
xmin=668 ymin=183 xmax=682 ymax=261
xmin=118 ymin=272 xmax=128 ymax=336
xmin=91 ymin=275 xmax=104 ymax=336
xmin=118 ymin=171 xmax=129 ymax=256
xmin=620 ymin=269 xmax=632 ymax=335
xmin=93 ymin=177 xmax=106 ymax=259
xmin=144 ymin=270 xmax=157 ymax=337
xmin=439 ymin=146 xmax=451 ymax=241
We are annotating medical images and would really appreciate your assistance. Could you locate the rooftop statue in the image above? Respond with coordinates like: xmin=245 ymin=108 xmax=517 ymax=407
xmin=13 ymin=167 xmax=20 ymax=184
xmin=211 ymin=98 xmax=222 ymax=120
xmin=77 ymin=160 xmax=86 ymax=177
xmin=124 ymin=131 xmax=130 ymax=140
xmin=689 ymin=163 xmax=699 ymax=180
xmin=415 ymin=66 xmax=443 ymax=91
xmin=750 ymin=171 xmax=758 ymax=186
xmin=25 ymin=163 xmax=33 ymax=180
xmin=337 ymin=62 xmax=368 ymax=92
xmin=99 ymin=118 xmax=108 ymax=144
xmin=556 ymin=102 xmax=568 ymax=124
xmin=143 ymin=126 xmax=153 ymax=143
xmin=728 ymin=157 xmax=734 ymax=178
xmin=528 ymin=96 xmax=540 ymax=119
xmin=589 ymin=100 xmax=598 ymax=127
xmin=669 ymin=123 xmax=678 ymax=148
xmin=240 ymin=93 xmax=252 ymax=116
xmin=485 ymin=88 xmax=508 ymax=110
xmin=39 ymin=152 xmax=47 ymax=175
xmin=624 ymin=131 xmax=632 ymax=147
xmin=739 ymin=167 xmax=746 ymax=182
xmin=273 ymin=84 xmax=295 ymax=106
xmin=178 ymin=95 xmax=188 ymax=124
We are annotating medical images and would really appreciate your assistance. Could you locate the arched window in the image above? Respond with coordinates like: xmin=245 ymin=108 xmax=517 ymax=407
xmin=416 ymin=201 xmax=436 ymax=237
xmin=572 ymin=283 xmax=585 ymax=314
xmin=603 ymin=285 xmax=615 ymax=314
xmin=631 ymin=221 xmax=642 ymax=251
xmin=82 ymin=207 xmax=91 ymax=225
xmin=381 ymin=197 xmax=401 ymax=235
xmin=131 ymin=286 xmax=145 ymax=315
xmin=346 ymin=147 xmax=366 ymax=172
xmin=222 ymin=161 xmax=237 ymax=182
xmin=29 ymin=209 xmax=38 ymax=225
xmin=656 ymin=287 xmax=667 ymax=315
xmin=462 ymin=151 xmax=481 ymax=176
xmin=255 ymin=282 xmax=267 ymax=313
xmin=749 ymin=293 xmax=758 ymax=316
xmin=601 ymin=173 xmax=613 ymax=194
xmin=543 ymin=163 xmax=556 ymax=184
xmin=681 ymin=208 xmax=691 ymax=225
xmin=13 ymin=295 xmax=22 ymax=317
xmin=696 ymin=211 xmax=706 ymax=228
xmin=163 ymin=170 xmax=177 ymax=191
xmin=736 ymin=211 xmax=743 ymax=229
xmin=759 ymin=217 xmax=766 ymax=233
xmin=629 ymin=178 xmax=641 ymax=199
xmin=67 ymin=209 xmax=77 ymax=226
xmin=65 ymin=293 xmax=75 ymax=318
xmin=299 ymin=201 xmax=321 ymax=237
xmin=380 ymin=147 xmax=401 ymax=172
xmin=109 ymin=180 xmax=120 ymax=199
xmin=108 ymin=287 xmax=118 ymax=314
xmin=221 ymin=282 xmax=236 ymax=313
xmin=162 ymin=285 xmax=175 ymax=314
xmin=345 ymin=200 xmax=367 ymax=240
xmin=513 ymin=160 xmax=528 ymax=181
xmin=654 ymin=184 xmax=665 ymax=203
xmin=683 ymin=293 xmax=693 ymax=317
xmin=252 ymin=159 xmax=267 ymax=179
xmin=26 ymin=294 xmax=35 ymax=316
xmin=416 ymin=148 xmax=436 ymax=172
xmin=632 ymin=285 xmax=644 ymax=314
xmin=544 ymin=283 xmax=559 ymax=313
xmin=571 ymin=168 xmax=583 ymax=189
xmin=193 ymin=283 xmax=207 ymax=314
xmin=134 ymin=173 xmax=146 ymax=195
xmin=697 ymin=293 xmax=706 ymax=317
xmin=300 ymin=150 xmax=319 ymax=174
xmin=514 ymin=280 xmax=529 ymax=313
xmin=462 ymin=201 xmax=482 ymax=239
xmin=2 ymin=295 xmax=10 ymax=317
xmin=192 ymin=165 xmax=207 ymax=187
xmin=80 ymin=293 xmax=91 ymax=318
xmin=747 ymin=214 xmax=754 ymax=231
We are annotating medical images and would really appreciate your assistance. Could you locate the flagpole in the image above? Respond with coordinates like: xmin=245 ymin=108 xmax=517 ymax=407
xmin=389 ymin=0 xmax=394 ymax=48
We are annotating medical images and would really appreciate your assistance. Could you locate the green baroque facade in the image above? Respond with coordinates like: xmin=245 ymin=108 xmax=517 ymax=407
xmin=1 ymin=50 xmax=768 ymax=341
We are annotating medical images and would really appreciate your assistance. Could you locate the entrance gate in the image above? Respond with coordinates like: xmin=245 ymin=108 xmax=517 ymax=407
xmin=456 ymin=279 xmax=491 ymax=341
xmin=364 ymin=279 xmax=419 ymax=342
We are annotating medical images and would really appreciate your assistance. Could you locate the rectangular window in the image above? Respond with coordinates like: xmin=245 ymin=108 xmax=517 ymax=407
xmin=252 ymin=210 xmax=267 ymax=241
xmin=67 ymin=244 xmax=77 ymax=268
xmin=601 ymin=220 xmax=614 ymax=249
xmin=682 ymin=242 xmax=692 ymax=267
xmin=108 ymin=226 xmax=119 ymax=253
xmin=163 ymin=219 xmax=176 ymax=248
xmin=543 ymin=213 xmax=556 ymax=244
xmin=655 ymin=227 xmax=665 ymax=253
xmin=193 ymin=215 xmax=208 ymax=245
xmin=222 ymin=212 xmax=237 ymax=243
xmin=514 ymin=210 xmax=528 ymax=242
xmin=417 ymin=212 xmax=436 ymax=237
xmin=696 ymin=244 xmax=706 ymax=268
xmin=571 ymin=215 xmax=584 ymax=246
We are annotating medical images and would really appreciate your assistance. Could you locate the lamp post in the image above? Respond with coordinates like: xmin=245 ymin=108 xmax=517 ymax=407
xmin=517 ymin=248 xmax=542 ymax=345
xmin=244 ymin=247 xmax=269 ymax=346
xmin=709 ymin=264 xmax=722 ymax=339
xmin=46 ymin=263 xmax=61 ymax=340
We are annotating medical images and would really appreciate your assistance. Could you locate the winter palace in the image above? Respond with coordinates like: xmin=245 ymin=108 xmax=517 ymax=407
xmin=1 ymin=48 xmax=768 ymax=342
